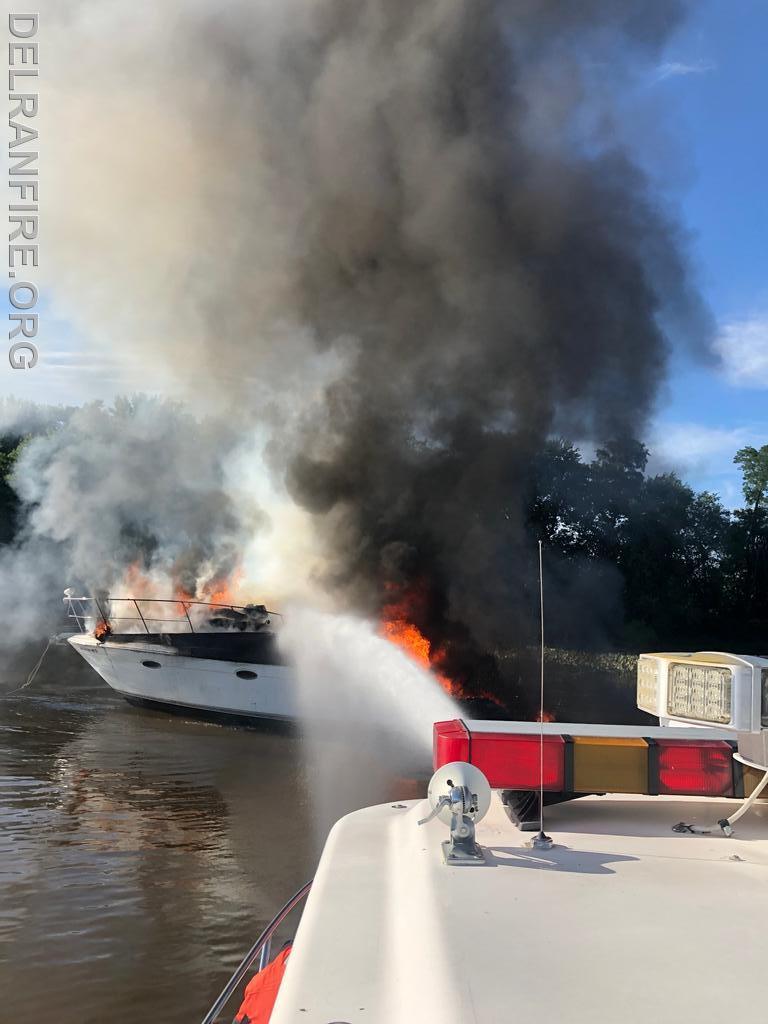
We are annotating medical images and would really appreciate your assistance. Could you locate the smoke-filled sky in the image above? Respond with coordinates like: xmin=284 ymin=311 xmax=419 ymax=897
xmin=1 ymin=0 xmax=766 ymax=678
xmin=3 ymin=1 xmax=766 ymax=500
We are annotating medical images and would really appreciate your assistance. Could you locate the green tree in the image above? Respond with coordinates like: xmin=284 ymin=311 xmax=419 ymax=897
xmin=734 ymin=445 xmax=768 ymax=514
xmin=526 ymin=437 xmax=737 ymax=649
xmin=730 ymin=445 xmax=768 ymax=617
xmin=0 ymin=436 xmax=24 ymax=545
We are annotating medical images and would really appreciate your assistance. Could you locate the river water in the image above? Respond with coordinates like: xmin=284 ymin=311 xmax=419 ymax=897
xmin=0 ymin=645 xmax=427 ymax=1023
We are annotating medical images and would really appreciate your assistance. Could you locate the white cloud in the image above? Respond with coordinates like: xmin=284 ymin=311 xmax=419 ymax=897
xmin=647 ymin=422 xmax=768 ymax=507
xmin=655 ymin=59 xmax=716 ymax=81
xmin=715 ymin=316 xmax=768 ymax=388
xmin=649 ymin=423 xmax=753 ymax=470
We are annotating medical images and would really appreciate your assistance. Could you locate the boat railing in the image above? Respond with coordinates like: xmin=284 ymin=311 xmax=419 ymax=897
xmin=200 ymin=880 xmax=312 ymax=1024
xmin=63 ymin=592 xmax=283 ymax=635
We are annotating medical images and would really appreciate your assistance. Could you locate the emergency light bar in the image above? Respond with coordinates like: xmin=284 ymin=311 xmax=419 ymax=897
xmin=636 ymin=651 xmax=768 ymax=737
xmin=432 ymin=720 xmax=768 ymax=800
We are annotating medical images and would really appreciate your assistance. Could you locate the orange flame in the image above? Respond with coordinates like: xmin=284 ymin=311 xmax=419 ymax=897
xmin=536 ymin=709 xmax=556 ymax=722
xmin=382 ymin=617 xmax=432 ymax=669
xmin=102 ymin=562 xmax=251 ymax=633
xmin=201 ymin=568 xmax=244 ymax=607
xmin=172 ymin=568 xmax=244 ymax=608
xmin=122 ymin=561 xmax=152 ymax=595
xmin=380 ymin=584 xmax=509 ymax=710
xmin=94 ymin=619 xmax=111 ymax=641
xmin=380 ymin=595 xmax=460 ymax=698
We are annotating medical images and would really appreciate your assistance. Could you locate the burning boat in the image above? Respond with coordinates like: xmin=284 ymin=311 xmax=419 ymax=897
xmin=64 ymin=592 xmax=297 ymax=724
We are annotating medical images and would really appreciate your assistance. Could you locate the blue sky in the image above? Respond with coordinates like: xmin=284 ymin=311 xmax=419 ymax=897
xmin=645 ymin=0 xmax=768 ymax=506
xmin=2 ymin=0 xmax=766 ymax=508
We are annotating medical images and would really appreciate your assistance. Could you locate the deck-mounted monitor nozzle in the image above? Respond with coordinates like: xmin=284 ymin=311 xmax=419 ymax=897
xmin=419 ymin=761 xmax=491 ymax=865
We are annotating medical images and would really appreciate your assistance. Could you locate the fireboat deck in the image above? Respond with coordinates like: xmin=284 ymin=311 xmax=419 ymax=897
xmin=271 ymin=792 xmax=768 ymax=1024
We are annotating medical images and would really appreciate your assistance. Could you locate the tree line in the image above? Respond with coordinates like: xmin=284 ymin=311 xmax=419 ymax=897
xmin=528 ymin=438 xmax=768 ymax=651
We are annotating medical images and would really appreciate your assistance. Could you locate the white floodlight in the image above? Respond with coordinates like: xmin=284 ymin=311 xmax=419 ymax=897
xmin=637 ymin=651 xmax=768 ymax=765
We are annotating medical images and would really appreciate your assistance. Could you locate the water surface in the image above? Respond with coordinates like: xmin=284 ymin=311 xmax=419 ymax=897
xmin=0 ymin=645 xmax=423 ymax=1023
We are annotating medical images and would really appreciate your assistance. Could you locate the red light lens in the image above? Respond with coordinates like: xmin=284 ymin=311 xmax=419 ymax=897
xmin=472 ymin=734 xmax=565 ymax=790
xmin=433 ymin=720 xmax=470 ymax=769
xmin=433 ymin=722 xmax=564 ymax=790
xmin=656 ymin=740 xmax=733 ymax=796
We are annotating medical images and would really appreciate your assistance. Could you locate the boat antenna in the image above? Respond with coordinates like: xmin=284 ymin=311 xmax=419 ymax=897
xmin=532 ymin=539 xmax=553 ymax=850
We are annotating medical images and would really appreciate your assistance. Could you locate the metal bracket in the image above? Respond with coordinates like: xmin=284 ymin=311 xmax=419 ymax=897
xmin=442 ymin=812 xmax=485 ymax=864
xmin=418 ymin=785 xmax=486 ymax=864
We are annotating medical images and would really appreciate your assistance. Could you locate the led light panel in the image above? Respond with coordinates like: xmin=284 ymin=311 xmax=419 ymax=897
xmin=667 ymin=662 xmax=732 ymax=724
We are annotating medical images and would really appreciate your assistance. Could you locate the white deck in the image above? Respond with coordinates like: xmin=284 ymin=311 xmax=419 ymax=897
xmin=272 ymin=791 xmax=768 ymax=1023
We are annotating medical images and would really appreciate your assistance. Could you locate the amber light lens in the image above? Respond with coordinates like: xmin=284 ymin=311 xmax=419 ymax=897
xmin=656 ymin=740 xmax=733 ymax=796
xmin=573 ymin=737 xmax=648 ymax=794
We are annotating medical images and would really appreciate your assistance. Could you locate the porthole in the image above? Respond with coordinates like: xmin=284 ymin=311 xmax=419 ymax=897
xmin=236 ymin=669 xmax=258 ymax=680
xmin=142 ymin=660 xmax=161 ymax=669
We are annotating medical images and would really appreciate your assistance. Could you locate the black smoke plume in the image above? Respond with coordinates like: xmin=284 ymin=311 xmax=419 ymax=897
xmin=16 ymin=1 xmax=710 ymax=712
xmin=266 ymin=0 xmax=711 ymax=709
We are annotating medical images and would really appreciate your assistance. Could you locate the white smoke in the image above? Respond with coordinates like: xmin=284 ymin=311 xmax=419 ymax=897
xmin=0 ymin=397 xmax=327 ymax=644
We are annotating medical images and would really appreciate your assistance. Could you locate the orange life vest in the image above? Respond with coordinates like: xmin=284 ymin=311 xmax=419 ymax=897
xmin=233 ymin=944 xmax=291 ymax=1024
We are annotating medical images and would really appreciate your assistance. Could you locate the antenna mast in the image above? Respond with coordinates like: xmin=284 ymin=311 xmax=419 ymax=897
xmin=532 ymin=539 xmax=553 ymax=851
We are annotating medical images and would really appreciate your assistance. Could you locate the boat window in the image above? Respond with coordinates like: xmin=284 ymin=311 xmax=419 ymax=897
xmin=142 ymin=660 xmax=162 ymax=669
xmin=236 ymin=669 xmax=258 ymax=680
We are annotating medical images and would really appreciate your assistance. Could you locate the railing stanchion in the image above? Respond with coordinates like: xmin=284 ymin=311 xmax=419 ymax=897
xmin=134 ymin=599 xmax=150 ymax=634
xmin=93 ymin=596 xmax=109 ymax=630
xmin=182 ymin=602 xmax=195 ymax=633
xmin=199 ymin=880 xmax=311 ymax=1024
xmin=66 ymin=596 xmax=84 ymax=633
xmin=258 ymin=937 xmax=272 ymax=972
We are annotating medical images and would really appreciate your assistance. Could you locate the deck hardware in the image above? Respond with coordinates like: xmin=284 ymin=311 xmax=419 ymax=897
xmin=533 ymin=540 xmax=554 ymax=853
xmin=670 ymin=750 xmax=768 ymax=837
xmin=199 ymin=880 xmax=312 ymax=1024
xmin=530 ymin=830 xmax=554 ymax=850
xmin=419 ymin=761 xmax=491 ymax=865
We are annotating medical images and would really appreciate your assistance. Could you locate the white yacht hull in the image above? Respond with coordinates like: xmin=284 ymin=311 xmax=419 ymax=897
xmin=68 ymin=634 xmax=297 ymax=723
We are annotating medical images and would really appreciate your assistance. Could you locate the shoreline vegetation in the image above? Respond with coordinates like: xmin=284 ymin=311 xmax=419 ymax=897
xmin=495 ymin=647 xmax=645 ymax=724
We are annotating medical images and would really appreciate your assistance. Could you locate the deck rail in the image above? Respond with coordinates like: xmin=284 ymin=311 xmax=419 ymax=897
xmin=63 ymin=592 xmax=282 ymax=635
xmin=199 ymin=880 xmax=312 ymax=1024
